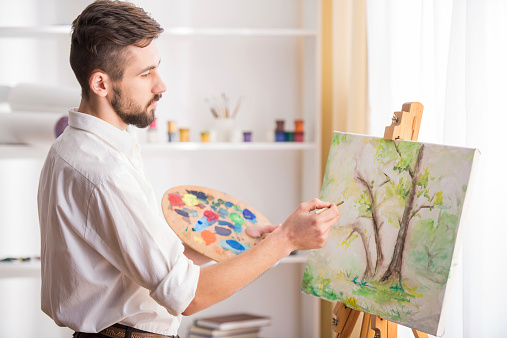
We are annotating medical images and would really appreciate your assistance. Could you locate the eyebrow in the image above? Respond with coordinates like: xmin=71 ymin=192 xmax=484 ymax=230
xmin=138 ymin=59 xmax=161 ymax=75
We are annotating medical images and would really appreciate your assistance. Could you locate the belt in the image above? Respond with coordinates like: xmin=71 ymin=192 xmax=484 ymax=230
xmin=98 ymin=324 xmax=178 ymax=338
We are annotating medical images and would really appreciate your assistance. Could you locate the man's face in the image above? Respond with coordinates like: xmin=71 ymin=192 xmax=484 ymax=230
xmin=110 ymin=41 xmax=166 ymax=128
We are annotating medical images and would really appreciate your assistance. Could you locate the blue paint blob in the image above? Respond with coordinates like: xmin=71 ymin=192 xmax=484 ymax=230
xmin=242 ymin=209 xmax=257 ymax=223
xmin=193 ymin=216 xmax=216 ymax=232
xmin=215 ymin=226 xmax=232 ymax=236
xmin=233 ymin=223 xmax=243 ymax=233
xmin=225 ymin=201 xmax=233 ymax=208
xmin=218 ymin=208 xmax=229 ymax=218
xmin=220 ymin=239 xmax=250 ymax=255
xmin=187 ymin=190 xmax=207 ymax=200
xmin=218 ymin=220 xmax=234 ymax=228
xmin=182 ymin=208 xmax=198 ymax=217
xmin=175 ymin=209 xmax=189 ymax=217
xmin=226 ymin=240 xmax=245 ymax=251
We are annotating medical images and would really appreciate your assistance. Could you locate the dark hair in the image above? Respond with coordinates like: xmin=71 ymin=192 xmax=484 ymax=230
xmin=70 ymin=0 xmax=163 ymax=99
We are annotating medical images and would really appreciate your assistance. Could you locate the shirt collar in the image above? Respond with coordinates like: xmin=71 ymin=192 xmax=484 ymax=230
xmin=68 ymin=108 xmax=139 ymax=160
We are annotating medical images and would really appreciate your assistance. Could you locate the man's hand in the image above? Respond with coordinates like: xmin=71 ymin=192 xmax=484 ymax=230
xmin=245 ymin=224 xmax=280 ymax=239
xmin=279 ymin=198 xmax=340 ymax=252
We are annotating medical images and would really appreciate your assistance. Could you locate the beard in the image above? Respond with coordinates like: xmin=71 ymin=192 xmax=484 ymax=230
xmin=111 ymin=86 xmax=161 ymax=128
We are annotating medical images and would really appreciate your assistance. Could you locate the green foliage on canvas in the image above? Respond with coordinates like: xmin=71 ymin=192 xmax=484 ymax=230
xmin=355 ymin=191 xmax=372 ymax=217
xmin=352 ymin=278 xmax=417 ymax=305
xmin=395 ymin=177 xmax=411 ymax=199
xmin=301 ymin=264 xmax=314 ymax=292
xmin=332 ymin=133 xmax=348 ymax=147
xmin=408 ymin=212 xmax=459 ymax=285
xmin=301 ymin=265 xmax=339 ymax=300
xmin=375 ymin=139 xmax=396 ymax=164
xmin=341 ymin=233 xmax=358 ymax=249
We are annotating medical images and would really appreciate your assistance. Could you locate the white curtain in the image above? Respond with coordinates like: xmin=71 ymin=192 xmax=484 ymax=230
xmin=366 ymin=0 xmax=507 ymax=337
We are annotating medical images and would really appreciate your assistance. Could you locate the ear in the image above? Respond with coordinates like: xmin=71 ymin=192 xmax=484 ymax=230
xmin=89 ymin=70 xmax=110 ymax=98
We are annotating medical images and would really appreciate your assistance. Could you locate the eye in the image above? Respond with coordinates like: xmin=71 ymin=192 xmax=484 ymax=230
xmin=141 ymin=72 xmax=151 ymax=78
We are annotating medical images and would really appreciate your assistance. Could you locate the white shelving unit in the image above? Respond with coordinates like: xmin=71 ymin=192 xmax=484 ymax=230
xmin=0 ymin=1 xmax=322 ymax=337
xmin=0 ymin=253 xmax=308 ymax=279
xmin=0 ymin=25 xmax=317 ymax=37
xmin=0 ymin=141 xmax=316 ymax=158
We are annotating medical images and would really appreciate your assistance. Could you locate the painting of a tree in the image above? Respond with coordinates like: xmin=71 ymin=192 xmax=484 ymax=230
xmin=302 ymin=132 xmax=479 ymax=336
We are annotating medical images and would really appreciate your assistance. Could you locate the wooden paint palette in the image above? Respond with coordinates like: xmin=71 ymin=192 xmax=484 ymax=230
xmin=161 ymin=185 xmax=271 ymax=262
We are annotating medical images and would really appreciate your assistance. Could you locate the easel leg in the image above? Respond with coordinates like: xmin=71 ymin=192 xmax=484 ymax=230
xmin=370 ymin=315 xmax=397 ymax=337
xmin=411 ymin=329 xmax=429 ymax=338
xmin=333 ymin=302 xmax=361 ymax=338
xmin=333 ymin=302 xmax=427 ymax=338
xmin=359 ymin=313 xmax=375 ymax=338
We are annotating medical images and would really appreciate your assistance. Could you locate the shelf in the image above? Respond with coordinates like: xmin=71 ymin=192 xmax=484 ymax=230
xmin=280 ymin=252 xmax=309 ymax=264
xmin=142 ymin=142 xmax=316 ymax=152
xmin=161 ymin=27 xmax=317 ymax=37
xmin=0 ymin=142 xmax=316 ymax=159
xmin=0 ymin=253 xmax=308 ymax=279
xmin=0 ymin=261 xmax=41 ymax=278
xmin=0 ymin=26 xmax=71 ymax=37
xmin=0 ymin=26 xmax=317 ymax=38
xmin=0 ymin=145 xmax=51 ymax=159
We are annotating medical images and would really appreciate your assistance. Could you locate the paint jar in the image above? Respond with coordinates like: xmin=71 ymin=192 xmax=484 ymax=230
xmin=264 ymin=127 xmax=275 ymax=142
xmin=294 ymin=119 xmax=304 ymax=142
xmin=167 ymin=121 xmax=177 ymax=142
xmin=179 ymin=128 xmax=190 ymax=142
xmin=214 ymin=118 xmax=236 ymax=142
xmin=294 ymin=119 xmax=304 ymax=133
xmin=275 ymin=119 xmax=285 ymax=132
xmin=201 ymin=131 xmax=210 ymax=143
xmin=275 ymin=119 xmax=285 ymax=142
xmin=243 ymin=131 xmax=252 ymax=142
xmin=55 ymin=116 xmax=69 ymax=138
xmin=208 ymin=129 xmax=218 ymax=142
xmin=231 ymin=129 xmax=243 ymax=143
xmin=285 ymin=131 xmax=295 ymax=142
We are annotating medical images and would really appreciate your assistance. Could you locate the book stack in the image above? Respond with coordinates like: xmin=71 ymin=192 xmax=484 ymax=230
xmin=188 ymin=313 xmax=271 ymax=338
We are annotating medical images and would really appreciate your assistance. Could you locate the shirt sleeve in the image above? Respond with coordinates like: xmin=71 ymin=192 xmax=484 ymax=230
xmin=84 ymin=171 xmax=200 ymax=315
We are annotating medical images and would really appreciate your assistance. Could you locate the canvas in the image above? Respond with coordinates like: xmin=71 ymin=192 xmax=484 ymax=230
xmin=302 ymin=132 xmax=479 ymax=336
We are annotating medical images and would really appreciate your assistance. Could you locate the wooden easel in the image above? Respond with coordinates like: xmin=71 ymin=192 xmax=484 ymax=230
xmin=331 ymin=102 xmax=428 ymax=338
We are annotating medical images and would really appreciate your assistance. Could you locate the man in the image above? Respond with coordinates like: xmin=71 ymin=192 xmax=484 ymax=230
xmin=37 ymin=1 xmax=340 ymax=338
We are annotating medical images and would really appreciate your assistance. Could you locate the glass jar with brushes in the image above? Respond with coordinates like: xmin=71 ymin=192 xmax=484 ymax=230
xmin=207 ymin=93 xmax=243 ymax=142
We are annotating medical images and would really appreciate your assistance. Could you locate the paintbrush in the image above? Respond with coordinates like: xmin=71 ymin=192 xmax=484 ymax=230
xmin=232 ymin=96 xmax=243 ymax=118
xmin=222 ymin=93 xmax=229 ymax=118
xmin=311 ymin=201 xmax=344 ymax=214
xmin=254 ymin=201 xmax=344 ymax=241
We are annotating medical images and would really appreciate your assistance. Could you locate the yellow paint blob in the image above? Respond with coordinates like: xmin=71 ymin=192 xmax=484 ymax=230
xmin=183 ymin=194 xmax=199 ymax=206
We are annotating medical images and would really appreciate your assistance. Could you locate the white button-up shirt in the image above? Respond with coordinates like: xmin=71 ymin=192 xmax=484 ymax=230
xmin=37 ymin=109 xmax=199 ymax=335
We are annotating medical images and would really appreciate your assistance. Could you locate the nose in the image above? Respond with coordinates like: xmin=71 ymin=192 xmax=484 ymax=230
xmin=153 ymin=72 xmax=167 ymax=94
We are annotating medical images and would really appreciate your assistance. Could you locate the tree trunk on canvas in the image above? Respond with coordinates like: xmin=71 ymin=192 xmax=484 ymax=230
xmin=349 ymin=221 xmax=374 ymax=278
xmin=356 ymin=175 xmax=384 ymax=274
xmin=381 ymin=145 xmax=425 ymax=284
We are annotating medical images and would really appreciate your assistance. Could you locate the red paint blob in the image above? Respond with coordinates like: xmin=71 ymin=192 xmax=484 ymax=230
xmin=204 ymin=210 xmax=219 ymax=222
xmin=168 ymin=194 xmax=183 ymax=206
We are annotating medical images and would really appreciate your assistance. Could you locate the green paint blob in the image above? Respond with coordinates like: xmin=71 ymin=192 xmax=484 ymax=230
xmin=229 ymin=212 xmax=245 ymax=225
